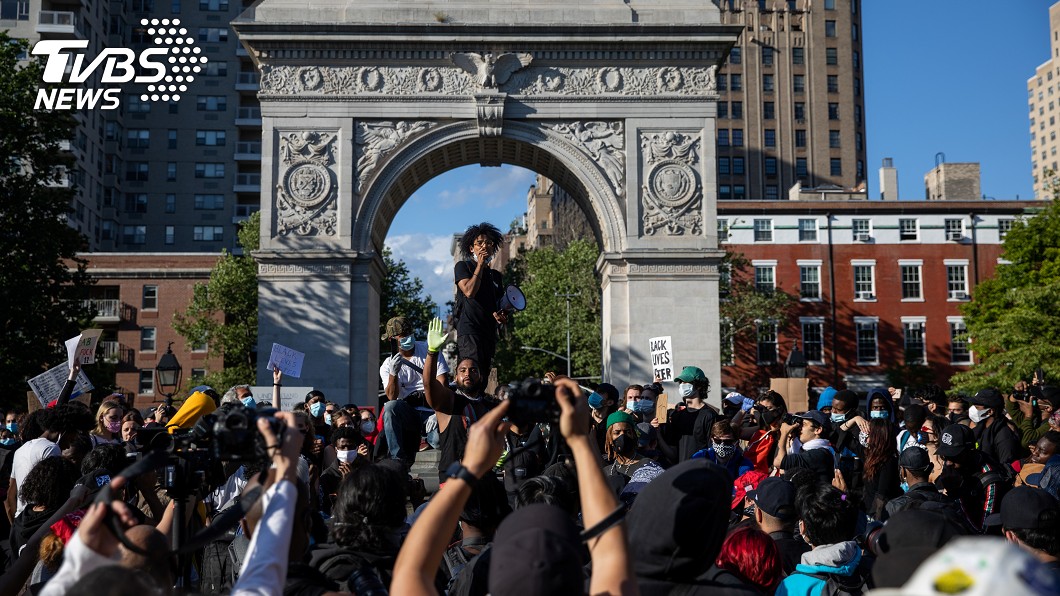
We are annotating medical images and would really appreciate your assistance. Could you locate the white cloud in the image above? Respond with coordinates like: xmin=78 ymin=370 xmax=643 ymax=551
xmin=430 ymin=167 xmax=536 ymax=210
xmin=386 ymin=233 xmax=458 ymax=307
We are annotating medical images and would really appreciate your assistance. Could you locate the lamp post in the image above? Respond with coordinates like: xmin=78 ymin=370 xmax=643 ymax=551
xmin=785 ymin=340 xmax=808 ymax=379
xmin=155 ymin=342 xmax=183 ymax=406
xmin=555 ymin=291 xmax=581 ymax=378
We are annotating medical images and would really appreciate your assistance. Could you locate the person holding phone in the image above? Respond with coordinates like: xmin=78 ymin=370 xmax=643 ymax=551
xmin=453 ymin=222 xmax=507 ymax=380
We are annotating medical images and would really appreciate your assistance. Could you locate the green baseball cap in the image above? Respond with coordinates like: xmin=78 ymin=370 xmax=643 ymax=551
xmin=674 ymin=366 xmax=707 ymax=383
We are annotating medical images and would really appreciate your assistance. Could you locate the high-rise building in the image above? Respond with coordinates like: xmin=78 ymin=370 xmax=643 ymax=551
xmin=1029 ymin=1 xmax=1060 ymax=200
xmin=2 ymin=0 xmax=261 ymax=251
xmin=715 ymin=0 xmax=867 ymax=201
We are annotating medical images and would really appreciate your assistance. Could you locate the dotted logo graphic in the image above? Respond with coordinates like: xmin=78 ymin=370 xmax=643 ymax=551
xmin=138 ymin=18 xmax=207 ymax=103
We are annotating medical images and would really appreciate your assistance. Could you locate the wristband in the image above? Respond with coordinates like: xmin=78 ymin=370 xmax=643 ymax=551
xmin=273 ymin=383 xmax=281 ymax=387
xmin=445 ymin=461 xmax=479 ymax=486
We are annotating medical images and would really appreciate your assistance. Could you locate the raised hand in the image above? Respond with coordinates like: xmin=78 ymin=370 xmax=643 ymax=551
xmin=427 ymin=317 xmax=447 ymax=353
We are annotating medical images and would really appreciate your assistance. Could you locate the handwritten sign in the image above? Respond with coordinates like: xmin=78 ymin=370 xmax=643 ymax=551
xmin=249 ymin=386 xmax=314 ymax=412
xmin=65 ymin=329 xmax=103 ymax=367
xmin=27 ymin=364 xmax=94 ymax=408
xmin=649 ymin=336 xmax=674 ymax=382
xmin=266 ymin=343 xmax=305 ymax=378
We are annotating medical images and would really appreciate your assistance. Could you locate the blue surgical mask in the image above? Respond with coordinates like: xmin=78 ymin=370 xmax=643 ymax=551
xmin=634 ymin=399 xmax=655 ymax=414
xmin=310 ymin=402 xmax=325 ymax=418
xmin=588 ymin=392 xmax=604 ymax=409
xmin=399 ymin=336 xmax=415 ymax=351
xmin=900 ymin=481 xmax=910 ymax=493
xmin=360 ymin=420 xmax=376 ymax=435
xmin=324 ymin=413 xmax=332 ymax=426
xmin=678 ymin=383 xmax=695 ymax=399
xmin=5 ymin=423 xmax=16 ymax=433
xmin=241 ymin=397 xmax=256 ymax=409
xmin=0 ymin=438 xmax=15 ymax=446
xmin=870 ymin=410 xmax=888 ymax=419
xmin=830 ymin=413 xmax=846 ymax=423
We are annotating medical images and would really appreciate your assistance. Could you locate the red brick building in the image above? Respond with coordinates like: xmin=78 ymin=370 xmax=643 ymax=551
xmin=78 ymin=253 xmax=223 ymax=407
xmin=717 ymin=200 xmax=1041 ymax=395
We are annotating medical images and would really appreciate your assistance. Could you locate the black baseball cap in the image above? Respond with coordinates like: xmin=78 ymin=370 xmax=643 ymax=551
xmin=488 ymin=504 xmax=586 ymax=595
xmin=967 ymin=388 xmax=1003 ymax=409
xmin=935 ymin=423 xmax=976 ymax=458
xmin=871 ymin=509 xmax=966 ymax=588
xmin=747 ymin=477 xmax=797 ymax=521
xmin=1000 ymin=486 xmax=1059 ymax=531
xmin=796 ymin=410 xmax=832 ymax=434
xmin=898 ymin=446 xmax=932 ymax=471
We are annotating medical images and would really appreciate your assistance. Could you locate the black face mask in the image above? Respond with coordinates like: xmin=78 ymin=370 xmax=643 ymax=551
xmin=613 ymin=434 xmax=635 ymax=457
xmin=758 ymin=409 xmax=781 ymax=427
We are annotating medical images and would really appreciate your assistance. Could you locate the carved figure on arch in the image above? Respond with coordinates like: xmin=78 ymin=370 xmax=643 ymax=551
xmin=549 ymin=121 xmax=626 ymax=197
xmin=450 ymin=52 xmax=533 ymax=89
xmin=355 ymin=121 xmax=438 ymax=192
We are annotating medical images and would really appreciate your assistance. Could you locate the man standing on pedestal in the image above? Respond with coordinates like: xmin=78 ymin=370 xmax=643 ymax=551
xmin=454 ymin=222 xmax=507 ymax=379
xmin=379 ymin=316 xmax=450 ymax=468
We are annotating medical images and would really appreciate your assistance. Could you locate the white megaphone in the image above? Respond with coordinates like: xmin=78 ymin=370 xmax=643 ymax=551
xmin=498 ymin=285 xmax=527 ymax=313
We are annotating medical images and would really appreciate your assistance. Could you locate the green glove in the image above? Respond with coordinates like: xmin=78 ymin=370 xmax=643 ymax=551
xmin=427 ymin=317 xmax=446 ymax=353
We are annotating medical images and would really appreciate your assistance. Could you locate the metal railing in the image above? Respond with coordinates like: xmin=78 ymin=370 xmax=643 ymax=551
xmin=83 ymin=298 xmax=120 ymax=319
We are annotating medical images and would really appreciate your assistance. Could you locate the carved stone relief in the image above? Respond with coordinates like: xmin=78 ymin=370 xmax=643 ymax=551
xmin=258 ymin=263 xmax=352 ymax=276
xmin=450 ymin=52 xmax=533 ymax=89
xmin=640 ymin=132 xmax=702 ymax=236
xmin=276 ymin=131 xmax=338 ymax=237
xmin=475 ymin=93 xmax=506 ymax=137
xmin=548 ymin=122 xmax=625 ymax=197
xmin=354 ymin=121 xmax=438 ymax=193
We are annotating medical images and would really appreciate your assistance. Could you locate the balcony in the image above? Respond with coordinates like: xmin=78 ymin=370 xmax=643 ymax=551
xmin=235 ymin=71 xmax=260 ymax=91
xmin=232 ymin=203 xmax=260 ymax=224
xmin=235 ymin=106 xmax=261 ymax=126
xmin=99 ymin=340 xmax=119 ymax=363
xmin=233 ymin=172 xmax=261 ymax=193
xmin=83 ymin=298 xmax=121 ymax=323
xmin=37 ymin=11 xmax=84 ymax=38
xmin=234 ymin=141 xmax=261 ymax=161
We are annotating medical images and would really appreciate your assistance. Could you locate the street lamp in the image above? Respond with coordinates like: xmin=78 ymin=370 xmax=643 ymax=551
xmin=155 ymin=342 xmax=182 ymax=406
xmin=785 ymin=341 xmax=808 ymax=379
xmin=520 ymin=345 xmax=570 ymax=372
xmin=555 ymin=291 xmax=581 ymax=378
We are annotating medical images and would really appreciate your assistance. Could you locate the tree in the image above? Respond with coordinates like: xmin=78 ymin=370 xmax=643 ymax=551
xmin=379 ymin=246 xmax=438 ymax=359
xmin=950 ymin=195 xmax=1060 ymax=393
xmin=0 ymin=34 xmax=93 ymax=409
xmin=719 ymin=250 xmax=797 ymax=365
xmin=173 ymin=211 xmax=260 ymax=391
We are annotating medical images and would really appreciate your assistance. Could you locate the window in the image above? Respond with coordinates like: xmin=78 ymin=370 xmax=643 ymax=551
xmin=754 ymin=263 xmax=776 ymax=293
xmin=798 ymin=218 xmax=818 ymax=242
xmin=763 ymin=101 xmax=775 ymax=119
xmin=854 ymin=77 xmax=861 ymax=96
xmin=730 ymin=74 xmax=742 ymax=91
xmin=732 ymin=157 xmax=745 ymax=175
xmin=122 ymin=225 xmax=146 ymax=245
xmin=792 ymin=47 xmax=804 ymax=65
xmin=795 ymin=130 xmax=807 ymax=148
xmin=853 ymin=261 xmax=875 ymax=299
xmin=126 ymin=162 xmax=149 ymax=181
xmin=944 ymin=218 xmax=964 ymax=241
xmin=763 ymin=74 xmax=774 ymax=92
xmin=852 ymin=218 xmax=871 ymax=240
xmin=828 ymin=103 xmax=840 ymax=120
xmin=753 ymin=219 xmax=773 ymax=242
xmin=165 ymin=194 xmax=176 ymax=214
xmin=196 ymin=96 xmax=227 ymax=111
xmin=731 ymin=101 xmax=743 ymax=119
xmin=126 ymin=129 xmax=150 ymax=148
xmin=194 ymin=194 xmax=225 ymax=210
xmin=855 ymin=105 xmax=862 ymax=124
xmin=793 ymin=75 xmax=805 ymax=93
xmin=193 ymin=226 xmax=224 ymax=242
xmin=168 ymin=129 xmax=177 ymax=149
xmin=796 ymin=157 xmax=808 ymax=177
xmin=950 ymin=319 xmax=972 ymax=364
xmin=857 ymin=160 xmax=865 ymax=180
xmin=762 ymin=47 xmax=773 ymax=65
xmin=204 ymin=62 xmax=228 ymax=77
xmin=142 ymin=285 xmax=158 ymax=310
xmin=799 ymin=263 xmax=821 ymax=300
xmin=825 ymin=20 xmax=836 ymax=37
xmin=946 ymin=262 xmax=968 ymax=300
xmin=199 ymin=0 xmax=228 ymax=9
xmin=764 ymin=157 xmax=777 ymax=176
xmin=165 ymin=225 xmax=175 ymax=245
xmin=765 ymin=184 xmax=779 ymax=200
xmin=826 ymin=48 xmax=838 ymax=65
xmin=127 ymin=95 xmax=151 ymax=113
xmin=732 ymin=129 xmax=744 ymax=147
xmin=140 ymin=327 xmax=157 ymax=351
xmin=899 ymin=218 xmax=919 ymax=241
xmin=167 ymin=162 xmax=177 ymax=181
xmin=718 ymin=129 xmax=729 ymax=147
xmin=172 ymin=0 xmax=180 ymax=14
xmin=719 ymin=185 xmax=731 ymax=200
xmin=729 ymin=47 xmax=741 ymax=64
xmin=718 ymin=102 xmax=728 ymax=119
xmin=125 ymin=193 xmax=147 ymax=213
xmin=139 ymin=370 xmax=155 ymax=395
xmin=764 ymin=129 xmax=776 ymax=147
xmin=830 ymin=158 xmax=842 ymax=176
xmin=829 ymin=130 xmax=841 ymax=148
xmin=900 ymin=262 xmax=922 ymax=300
xmin=824 ymin=0 xmax=835 ymax=9
xmin=0 ymin=0 xmax=30 ymax=19
xmin=195 ymin=163 xmax=225 ymax=178
xmin=853 ymin=51 xmax=860 ymax=69
xmin=801 ymin=318 xmax=825 ymax=364
xmin=718 ymin=75 xmax=727 ymax=92
xmin=855 ymin=318 xmax=879 ymax=364
xmin=718 ymin=157 xmax=730 ymax=175
xmin=733 ymin=185 xmax=746 ymax=200
xmin=998 ymin=218 xmax=1014 ymax=240
xmin=197 ymin=27 xmax=228 ymax=42
xmin=196 ymin=130 xmax=227 ymax=146
xmin=717 ymin=219 xmax=729 ymax=242
xmin=827 ymin=75 xmax=839 ymax=93
xmin=903 ymin=319 xmax=926 ymax=365
xmin=756 ymin=322 xmax=778 ymax=364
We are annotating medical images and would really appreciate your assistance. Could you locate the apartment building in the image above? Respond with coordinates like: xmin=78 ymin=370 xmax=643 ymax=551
xmin=1029 ymin=1 xmax=1060 ymax=200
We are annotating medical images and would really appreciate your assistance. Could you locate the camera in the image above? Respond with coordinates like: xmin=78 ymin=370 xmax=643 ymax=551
xmin=782 ymin=413 xmax=801 ymax=426
xmin=506 ymin=378 xmax=560 ymax=427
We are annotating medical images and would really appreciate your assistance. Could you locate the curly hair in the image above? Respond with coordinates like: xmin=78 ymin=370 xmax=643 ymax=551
xmin=458 ymin=222 xmax=503 ymax=259
xmin=331 ymin=464 xmax=408 ymax=553
xmin=20 ymin=409 xmax=52 ymax=442
xmin=20 ymin=456 xmax=79 ymax=509
xmin=329 ymin=425 xmax=364 ymax=447
xmin=80 ymin=443 xmax=129 ymax=476
xmin=716 ymin=526 xmax=783 ymax=593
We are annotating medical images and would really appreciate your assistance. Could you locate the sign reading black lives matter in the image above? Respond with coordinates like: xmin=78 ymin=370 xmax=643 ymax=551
xmin=649 ymin=336 xmax=674 ymax=382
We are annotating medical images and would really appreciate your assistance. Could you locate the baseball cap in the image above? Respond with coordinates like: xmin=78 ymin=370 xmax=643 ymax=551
xmin=871 ymin=509 xmax=967 ymax=589
xmin=380 ymin=316 xmax=412 ymax=340
xmin=747 ymin=476 xmax=797 ymax=520
xmin=488 ymin=504 xmax=586 ymax=596
xmin=935 ymin=423 xmax=976 ymax=458
xmin=967 ymin=388 xmax=1003 ymax=409
xmin=898 ymin=445 xmax=933 ymax=471
xmin=1000 ymin=486 xmax=1059 ymax=531
xmin=796 ymin=410 xmax=833 ymax=434
xmin=674 ymin=366 xmax=707 ymax=383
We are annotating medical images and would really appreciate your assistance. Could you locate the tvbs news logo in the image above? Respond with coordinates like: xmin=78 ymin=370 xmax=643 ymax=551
xmin=33 ymin=18 xmax=207 ymax=111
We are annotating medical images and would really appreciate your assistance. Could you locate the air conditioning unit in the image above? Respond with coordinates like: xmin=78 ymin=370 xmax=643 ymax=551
xmin=856 ymin=291 xmax=875 ymax=300
xmin=946 ymin=231 xmax=965 ymax=242
xmin=950 ymin=291 xmax=969 ymax=300
xmin=854 ymin=233 xmax=872 ymax=242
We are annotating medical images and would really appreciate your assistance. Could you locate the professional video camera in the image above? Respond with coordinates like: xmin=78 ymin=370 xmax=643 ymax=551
xmin=507 ymin=378 xmax=561 ymax=427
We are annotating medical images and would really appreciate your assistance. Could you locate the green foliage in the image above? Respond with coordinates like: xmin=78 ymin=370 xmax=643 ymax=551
xmin=379 ymin=246 xmax=438 ymax=358
xmin=951 ymin=197 xmax=1060 ymax=393
xmin=719 ymin=250 xmax=797 ymax=362
xmin=494 ymin=239 xmax=602 ymax=381
xmin=0 ymin=34 xmax=94 ymax=410
xmin=173 ymin=212 xmax=260 ymax=391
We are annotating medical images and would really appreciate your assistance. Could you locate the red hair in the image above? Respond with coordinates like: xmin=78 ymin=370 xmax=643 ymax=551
xmin=715 ymin=526 xmax=783 ymax=592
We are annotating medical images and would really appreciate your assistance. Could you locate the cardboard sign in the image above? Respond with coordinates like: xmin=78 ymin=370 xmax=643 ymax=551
xmin=65 ymin=329 xmax=103 ymax=367
xmin=654 ymin=392 xmax=670 ymax=423
xmin=649 ymin=336 xmax=674 ymax=382
xmin=267 ymin=343 xmax=305 ymax=378
xmin=770 ymin=378 xmax=810 ymax=414
xmin=27 ymin=364 xmax=94 ymax=408
xmin=248 ymin=386 xmax=314 ymax=412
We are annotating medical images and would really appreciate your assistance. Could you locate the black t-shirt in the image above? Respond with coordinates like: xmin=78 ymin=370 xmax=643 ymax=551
xmin=454 ymin=261 xmax=503 ymax=336
xmin=438 ymin=393 xmax=496 ymax=483
xmin=769 ymin=530 xmax=811 ymax=575
xmin=781 ymin=447 xmax=836 ymax=484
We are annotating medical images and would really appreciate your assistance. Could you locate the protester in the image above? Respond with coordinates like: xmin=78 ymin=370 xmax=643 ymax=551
xmin=1006 ymin=384 xmax=1057 ymax=448
xmin=739 ymin=390 xmax=788 ymax=474
xmin=10 ymin=456 xmax=80 ymax=557
xmin=816 ymin=386 xmax=838 ymax=414
xmin=7 ymin=404 xmax=93 ymax=521
xmin=692 ymin=419 xmax=753 ymax=481
xmin=827 ymin=389 xmax=865 ymax=490
xmin=861 ymin=418 xmax=901 ymax=520
xmin=869 ymin=509 xmax=967 ymax=589
xmin=896 ymin=404 xmax=928 ymax=453
xmin=453 ymin=222 xmax=507 ymax=376
xmin=601 ymin=410 xmax=664 ymax=502
xmin=934 ymin=423 xmax=1008 ymax=532
xmin=774 ymin=410 xmax=837 ymax=484
xmin=715 ymin=526 xmax=783 ymax=594
xmin=882 ymin=446 xmax=965 ymax=526
xmin=966 ymin=388 xmax=1021 ymax=466
xmin=90 ymin=400 xmax=124 ymax=447
xmin=946 ymin=394 xmax=970 ymax=425
xmin=746 ymin=476 xmax=809 ymax=574
xmin=588 ymin=385 xmax=620 ymax=455
xmin=662 ymin=366 xmax=715 ymax=461
xmin=998 ymin=485 xmax=1060 ymax=569
xmin=220 ymin=384 xmax=255 ymax=407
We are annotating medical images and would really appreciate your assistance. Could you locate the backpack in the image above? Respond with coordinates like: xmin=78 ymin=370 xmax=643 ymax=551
xmin=800 ymin=571 xmax=868 ymax=596
xmin=315 ymin=548 xmax=392 ymax=593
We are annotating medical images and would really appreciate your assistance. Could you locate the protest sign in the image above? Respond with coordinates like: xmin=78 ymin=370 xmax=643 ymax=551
xmin=27 ymin=364 xmax=94 ymax=408
xmin=649 ymin=336 xmax=674 ymax=382
xmin=267 ymin=343 xmax=305 ymax=378
xmin=655 ymin=391 xmax=670 ymax=422
xmin=249 ymin=386 xmax=314 ymax=412
xmin=65 ymin=329 xmax=103 ymax=367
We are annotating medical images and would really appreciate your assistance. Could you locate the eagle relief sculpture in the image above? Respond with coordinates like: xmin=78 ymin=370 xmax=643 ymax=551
xmin=450 ymin=52 xmax=533 ymax=89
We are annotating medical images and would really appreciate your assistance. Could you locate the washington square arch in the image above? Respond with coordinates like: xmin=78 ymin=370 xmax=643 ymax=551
xmin=233 ymin=0 xmax=742 ymax=404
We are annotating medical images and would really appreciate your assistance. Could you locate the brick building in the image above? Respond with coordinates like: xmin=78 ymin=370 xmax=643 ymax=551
xmin=78 ymin=253 xmax=223 ymax=406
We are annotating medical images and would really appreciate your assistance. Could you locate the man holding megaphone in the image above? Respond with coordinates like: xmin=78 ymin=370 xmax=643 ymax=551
xmin=454 ymin=222 xmax=508 ymax=380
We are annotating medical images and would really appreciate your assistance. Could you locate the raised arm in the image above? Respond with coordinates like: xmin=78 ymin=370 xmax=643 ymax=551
xmin=423 ymin=318 xmax=455 ymax=415
xmin=272 ymin=367 xmax=282 ymax=407
xmin=773 ymin=421 xmax=799 ymax=470
xmin=456 ymin=251 xmax=488 ymax=299
xmin=56 ymin=361 xmax=80 ymax=406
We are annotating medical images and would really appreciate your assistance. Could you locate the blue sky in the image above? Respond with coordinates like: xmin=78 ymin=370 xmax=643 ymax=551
xmin=387 ymin=0 xmax=1052 ymax=305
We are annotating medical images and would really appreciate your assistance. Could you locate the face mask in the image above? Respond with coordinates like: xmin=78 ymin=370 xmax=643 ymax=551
xmin=399 ymin=336 xmax=415 ymax=351
xmin=324 ymin=413 xmax=332 ymax=426
xmin=626 ymin=400 xmax=636 ymax=411
xmin=900 ymin=481 xmax=910 ymax=493
xmin=0 ymin=438 xmax=15 ymax=446
xmin=870 ymin=410 xmax=888 ymax=419
xmin=105 ymin=420 xmax=122 ymax=434
xmin=634 ymin=399 xmax=655 ymax=414
xmin=5 ymin=423 xmax=16 ymax=433
xmin=335 ymin=449 xmax=358 ymax=463
xmin=242 ymin=397 xmax=256 ymax=409
xmin=612 ymin=434 xmax=635 ymax=457
xmin=588 ymin=392 xmax=604 ymax=409
xmin=830 ymin=413 xmax=846 ymax=423
xmin=858 ymin=431 xmax=869 ymax=447
xmin=969 ymin=406 xmax=990 ymax=423
xmin=361 ymin=420 xmax=375 ymax=435
xmin=948 ymin=413 xmax=963 ymax=424
xmin=678 ymin=383 xmax=695 ymax=399
xmin=310 ymin=402 xmax=325 ymax=418
xmin=759 ymin=409 xmax=781 ymax=427
xmin=712 ymin=442 xmax=736 ymax=460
